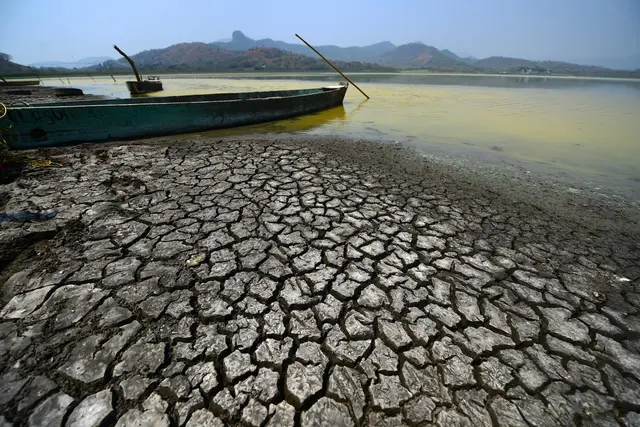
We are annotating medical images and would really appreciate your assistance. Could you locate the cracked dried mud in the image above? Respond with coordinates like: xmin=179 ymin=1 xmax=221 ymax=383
xmin=0 ymin=136 xmax=639 ymax=426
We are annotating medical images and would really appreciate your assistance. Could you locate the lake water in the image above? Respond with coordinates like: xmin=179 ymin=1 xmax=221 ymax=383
xmin=41 ymin=73 xmax=640 ymax=201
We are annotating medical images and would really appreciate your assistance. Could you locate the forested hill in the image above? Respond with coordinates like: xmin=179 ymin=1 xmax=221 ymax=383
xmin=93 ymin=43 xmax=392 ymax=73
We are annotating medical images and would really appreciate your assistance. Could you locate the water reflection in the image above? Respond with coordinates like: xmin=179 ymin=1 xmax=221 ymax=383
xmin=346 ymin=99 xmax=369 ymax=118
xmin=198 ymin=105 xmax=347 ymax=137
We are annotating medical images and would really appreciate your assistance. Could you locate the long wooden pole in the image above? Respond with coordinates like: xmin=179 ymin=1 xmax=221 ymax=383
xmin=113 ymin=45 xmax=142 ymax=83
xmin=295 ymin=34 xmax=370 ymax=99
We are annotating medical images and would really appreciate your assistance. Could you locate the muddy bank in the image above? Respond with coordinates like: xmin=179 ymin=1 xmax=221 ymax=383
xmin=0 ymin=136 xmax=638 ymax=426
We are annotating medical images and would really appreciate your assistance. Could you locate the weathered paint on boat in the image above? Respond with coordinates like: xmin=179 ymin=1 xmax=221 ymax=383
xmin=5 ymin=85 xmax=348 ymax=149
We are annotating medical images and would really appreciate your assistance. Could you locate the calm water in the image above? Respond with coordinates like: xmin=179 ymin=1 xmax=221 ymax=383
xmin=42 ymin=73 xmax=640 ymax=200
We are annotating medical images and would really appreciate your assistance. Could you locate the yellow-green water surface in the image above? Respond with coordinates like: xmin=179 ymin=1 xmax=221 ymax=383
xmin=41 ymin=73 xmax=640 ymax=199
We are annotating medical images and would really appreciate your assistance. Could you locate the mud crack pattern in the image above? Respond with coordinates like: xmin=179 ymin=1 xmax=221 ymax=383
xmin=0 ymin=138 xmax=639 ymax=426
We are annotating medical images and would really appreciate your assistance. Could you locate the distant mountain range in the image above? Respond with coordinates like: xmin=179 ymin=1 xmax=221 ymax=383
xmin=211 ymin=31 xmax=396 ymax=63
xmin=208 ymin=32 xmax=639 ymax=76
xmin=1 ymin=43 xmax=391 ymax=76
xmin=87 ymin=43 xmax=392 ymax=73
xmin=29 ymin=56 xmax=113 ymax=69
xmin=2 ymin=31 xmax=639 ymax=77
xmin=377 ymin=43 xmax=474 ymax=71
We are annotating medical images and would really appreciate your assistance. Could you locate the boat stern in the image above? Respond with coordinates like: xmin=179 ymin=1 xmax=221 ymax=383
xmin=321 ymin=82 xmax=349 ymax=104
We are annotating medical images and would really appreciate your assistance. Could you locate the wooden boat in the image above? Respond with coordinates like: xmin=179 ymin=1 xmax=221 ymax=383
xmin=126 ymin=79 xmax=163 ymax=95
xmin=3 ymin=84 xmax=348 ymax=149
xmin=0 ymin=80 xmax=40 ymax=87
xmin=114 ymin=45 xmax=163 ymax=96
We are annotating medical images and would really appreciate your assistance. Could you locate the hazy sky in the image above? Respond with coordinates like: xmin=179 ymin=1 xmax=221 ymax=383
xmin=1 ymin=0 xmax=638 ymax=65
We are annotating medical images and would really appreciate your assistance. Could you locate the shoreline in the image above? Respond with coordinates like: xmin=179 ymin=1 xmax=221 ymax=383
xmin=217 ymin=134 xmax=640 ymax=238
xmin=3 ymin=134 xmax=639 ymax=242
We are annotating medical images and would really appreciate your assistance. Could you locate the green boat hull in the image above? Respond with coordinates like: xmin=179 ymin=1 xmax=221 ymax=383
xmin=4 ymin=85 xmax=348 ymax=149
